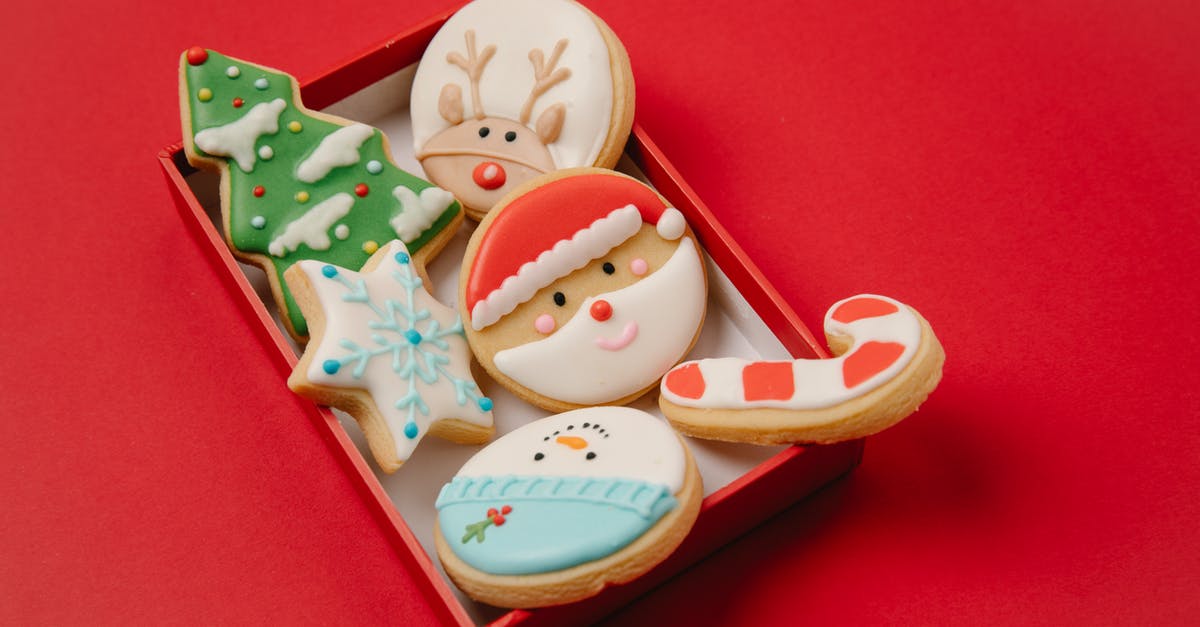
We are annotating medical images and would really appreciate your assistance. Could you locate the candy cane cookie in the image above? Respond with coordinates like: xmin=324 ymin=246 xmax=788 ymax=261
xmin=659 ymin=295 xmax=944 ymax=444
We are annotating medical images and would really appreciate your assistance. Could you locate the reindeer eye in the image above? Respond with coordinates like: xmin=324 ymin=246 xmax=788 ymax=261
xmin=553 ymin=292 xmax=566 ymax=306
xmin=478 ymin=127 xmax=490 ymax=138
xmin=602 ymin=262 xmax=615 ymax=275
xmin=504 ymin=131 xmax=517 ymax=142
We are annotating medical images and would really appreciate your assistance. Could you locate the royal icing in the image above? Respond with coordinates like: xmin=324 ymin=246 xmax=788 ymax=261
xmin=410 ymin=0 xmax=623 ymax=213
xmin=661 ymin=295 xmax=923 ymax=410
xmin=293 ymin=240 xmax=493 ymax=464
xmin=494 ymin=237 xmax=705 ymax=404
xmin=436 ymin=407 xmax=684 ymax=575
xmin=182 ymin=49 xmax=461 ymax=338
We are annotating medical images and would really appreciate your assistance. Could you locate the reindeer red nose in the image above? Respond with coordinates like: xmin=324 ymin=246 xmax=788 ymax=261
xmin=472 ymin=161 xmax=507 ymax=190
xmin=590 ymin=300 xmax=613 ymax=322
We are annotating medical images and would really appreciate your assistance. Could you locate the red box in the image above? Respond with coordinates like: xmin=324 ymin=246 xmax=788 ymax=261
xmin=159 ymin=9 xmax=862 ymax=625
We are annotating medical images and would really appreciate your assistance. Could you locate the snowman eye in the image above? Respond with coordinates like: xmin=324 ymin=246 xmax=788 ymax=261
xmin=602 ymin=262 xmax=615 ymax=275
xmin=534 ymin=452 xmax=544 ymax=461
xmin=586 ymin=452 xmax=596 ymax=460
xmin=553 ymin=292 xmax=566 ymax=306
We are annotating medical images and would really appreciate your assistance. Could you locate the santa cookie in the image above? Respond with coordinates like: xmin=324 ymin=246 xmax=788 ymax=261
xmin=434 ymin=407 xmax=701 ymax=608
xmin=285 ymin=240 xmax=494 ymax=473
xmin=180 ymin=48 xmax=462 ymax=341
xmin=659 ymin=294 xmax=945 ymax=444
xmin=460 ymin=168 xmax=708 ymax=413
xmin=410 ymin=0 xmax=635 ymax=219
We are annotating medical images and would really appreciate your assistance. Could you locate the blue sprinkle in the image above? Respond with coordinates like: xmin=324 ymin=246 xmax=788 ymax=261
xmin=321 ymin=265 xmax=338 ymax=278
xmin=366 ymin=160 xmax=383 ymax=174
xmin=322 ymin=360 xmax=340 ymax=375
xmin=404 ymin=329 xmax=422 ymax=345
xmin=394 ymin=252 xmax=410 ymax=265
xmin=254 ymin=78 xmax=269 ymax=90
xmin=478 ymin=397 xmax=494 ymax=412
xmin=404 ymin=422 xmax=419 ymax=439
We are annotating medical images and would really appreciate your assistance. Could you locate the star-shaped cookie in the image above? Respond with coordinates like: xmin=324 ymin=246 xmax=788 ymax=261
xmin=286 ymin=240 xmax=494 ymax=472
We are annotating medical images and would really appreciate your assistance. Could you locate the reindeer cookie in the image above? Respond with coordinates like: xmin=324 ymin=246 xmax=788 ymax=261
xmin=410 ymin=0 xmax=635 ymax=219
xmin=461 ymin=168 xmax=707 ymax=413
xmin=659 ymin=295 xmax=945 ymax=444
xmin=180 ymin=48 xmax=462 ymax=341
xmin=434 ymin=406 xmax=702 ymax=608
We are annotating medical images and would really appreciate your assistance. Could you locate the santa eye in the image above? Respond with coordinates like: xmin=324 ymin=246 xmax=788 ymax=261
xmin=505 ymin=131 xmax=517 ymax=142
xmin=534 ymin=452 xmax=545 ymax=461
xmin=602 ymin=262 xmax=615 ymax=275
xmin=553 ymin=292 xmax=566 ymax=306
xmin=478 ymin=126 xmax=490 ymax=138
xmin=586 ymin=452 xmax=596 ymax=460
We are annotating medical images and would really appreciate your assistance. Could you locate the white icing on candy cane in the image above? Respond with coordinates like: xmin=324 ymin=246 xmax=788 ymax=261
xmin=193 ymin=98 xmax=286 ymax=172
xmin=660 ymin=295 xmax=923 ymax=410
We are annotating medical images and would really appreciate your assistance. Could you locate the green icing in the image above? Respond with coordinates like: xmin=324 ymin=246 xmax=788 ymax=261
xmin=182 ymin=49 xmax=460 ymax=337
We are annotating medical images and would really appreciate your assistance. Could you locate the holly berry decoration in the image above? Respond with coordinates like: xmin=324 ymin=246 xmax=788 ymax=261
xmin=461 ymin=505 xmax=513 ymax=544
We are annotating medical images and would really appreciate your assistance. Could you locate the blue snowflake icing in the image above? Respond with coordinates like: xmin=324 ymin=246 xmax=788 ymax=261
xmin=318 ymin=253 xmax=492 ymax=440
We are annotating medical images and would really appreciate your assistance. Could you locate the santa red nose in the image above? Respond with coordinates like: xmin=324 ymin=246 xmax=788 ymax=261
xmin=590 ymin=299 xmax=613 ymax=321
xmin=472 ymin=161 xmax=507 ymax=190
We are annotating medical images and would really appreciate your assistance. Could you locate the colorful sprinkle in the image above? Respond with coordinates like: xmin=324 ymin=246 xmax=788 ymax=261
xmin=478 ymin=397 xmax=494 ymax=412
xmin=354 ymin=183 xmax=369 ymax=197
xmin=366 ymin=160 xmax=383 ymax=174
xmin=322 ymin=359 xmax=340 ymax=374
xmin=225 ymin=66 xmax=241 ymax=78
xmin=334 ymin=224 xmax=350 ymax=240
xmin=186 ymin=47 xmax=208 ymax=66
xmin=287 ymin=120 xmax=302 ymax=133
xmin=250 ymin=215 xmax=266 ymax=229
xmin=252 ymin=185 xmax=265 ymax=198
xmin=404 ymin=422 xmax=419 ymax=439
xmin=321 ymin=265 xmax=338 ymax=278
xmin=394 ymin=252 xmax=410 ymax=265
xmin=254 ymin=78 xmax=269 ymax=90
xmin=196 ymin=88 xmax=213 ymax=102
xmin=404 ymin=329 xmax=422 ymax=345
xmin=257 ymin=145 xmax=273 ymax=160
xmin=232 ymin=97 xmax=244 ymax=108
xmin=362 ymin=240 xmax=379 ymax=254
xmin=295 ymin=191 xmax=310 ymax=203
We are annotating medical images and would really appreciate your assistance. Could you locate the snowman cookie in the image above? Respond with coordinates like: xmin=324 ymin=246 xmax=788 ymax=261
xmin=434 ymin=407 xmax=702 ymax=608
xmin=285 ymin=240 xmax=494 ymax=473
xmin=410 ymin=0 xmax=635 ymax=219
xmin=659 ymin=294 xmax=945 ymax=444
xmin=460 ymin=168 xmax=708 ymax=413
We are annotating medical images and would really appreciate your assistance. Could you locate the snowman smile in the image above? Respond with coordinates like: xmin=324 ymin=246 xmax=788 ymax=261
xmin=595 ymin=321 xmax=638 ymax=351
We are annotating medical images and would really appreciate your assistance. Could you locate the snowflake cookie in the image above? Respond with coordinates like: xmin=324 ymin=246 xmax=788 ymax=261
xmin=285 ymin=240 xmax=494 ymax=473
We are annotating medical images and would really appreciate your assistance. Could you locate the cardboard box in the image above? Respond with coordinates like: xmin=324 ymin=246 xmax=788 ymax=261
xmin=159 ymin=9 xmax=862 ymax=624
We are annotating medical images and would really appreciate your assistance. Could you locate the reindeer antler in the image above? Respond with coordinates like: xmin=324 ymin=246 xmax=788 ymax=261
xmin=519 ymin=39 xmax=572 ymax=125
xmin=446 ymin=30 xmax=496 ymax=120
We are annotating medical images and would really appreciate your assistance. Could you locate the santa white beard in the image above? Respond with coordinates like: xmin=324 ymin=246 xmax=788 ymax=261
xmin=493 ymin=237 xmax=706 ymax=405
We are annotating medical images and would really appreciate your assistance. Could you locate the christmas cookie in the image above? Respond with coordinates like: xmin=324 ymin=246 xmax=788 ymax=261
xmin=434 ymin=406 xmax=701 ymax=608
xmin=410 ymin=0 xmax=634 ymax=219
xmin=460 ymin=168 xmax=707 ymax=413
xmin=285 ymin=240 xmax=494 ymax=473
xmin=659 ymin=295 xmax=945 ymax=444
xmin=179 ymin=48 xmax=463 ymax=341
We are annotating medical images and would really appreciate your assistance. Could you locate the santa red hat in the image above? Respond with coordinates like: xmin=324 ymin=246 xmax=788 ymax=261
xmin=466 ymin=173 xmax=687 ymax=330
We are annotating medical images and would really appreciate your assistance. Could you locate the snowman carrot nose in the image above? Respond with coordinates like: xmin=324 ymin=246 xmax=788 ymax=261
xmin=555 ymin=435 xmax=588 ymax=450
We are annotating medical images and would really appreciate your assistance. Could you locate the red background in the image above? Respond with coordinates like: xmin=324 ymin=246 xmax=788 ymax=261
xmin=2 ymin=0 xmax=1197 ymax=623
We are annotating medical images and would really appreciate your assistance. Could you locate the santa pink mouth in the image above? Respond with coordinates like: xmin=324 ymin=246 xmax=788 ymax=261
xmin=594 ymin=321 xmax=638 ymax=351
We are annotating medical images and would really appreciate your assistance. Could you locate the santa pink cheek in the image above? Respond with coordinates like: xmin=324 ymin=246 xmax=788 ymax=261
xmin=630 ymin=258 xmax=648 ymax=276
xmin=534 ymin=314 xmax=557 ymax=334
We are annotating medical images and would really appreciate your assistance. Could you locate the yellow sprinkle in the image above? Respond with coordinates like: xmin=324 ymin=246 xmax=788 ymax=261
xmin=288 ymin=121 xmax=303 ymax=133
xmin=362 ymin=241 xmax=379 ymax=254
xmin=295 ymin=191 xmax=310 ymax=203
xmin=197 ymin=88 xmax=213 ymax=102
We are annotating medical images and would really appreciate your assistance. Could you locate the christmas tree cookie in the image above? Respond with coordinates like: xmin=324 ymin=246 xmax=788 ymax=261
xmin=286 ymin=240 xmax=494 ymax=473
xmin=179 ymin=47 xmax=463 ymax=341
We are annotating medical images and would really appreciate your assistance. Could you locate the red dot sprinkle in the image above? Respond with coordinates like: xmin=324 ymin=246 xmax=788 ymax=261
xmin=492 ymin=515 xmax=506 ymax=526
xmin=186 ymin=47 xmax=208 ymax=66
xmin=232 ymin=97 xmax=244 ymax=108
xmin=354 ymin=183 xmax=369 ymax=197
xmin=501 ymin=505 xmax=512 ymax=515
xmin=252 ymin=186 xmax=265 ymax=197
xmin=487 ymin=508 xmax=498 ymax=518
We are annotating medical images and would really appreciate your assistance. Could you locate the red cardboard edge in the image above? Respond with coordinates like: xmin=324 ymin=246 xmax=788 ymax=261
xmin=160 ymin=12 xmax=861 ymax=624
